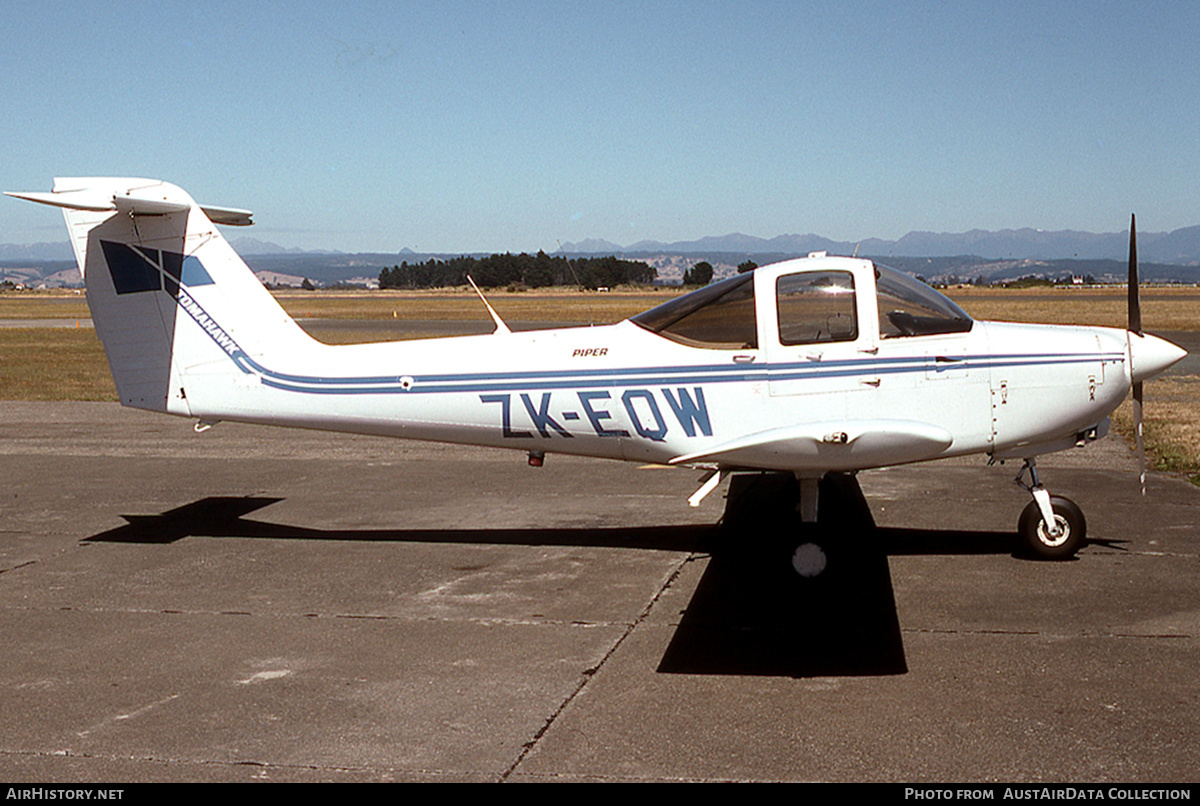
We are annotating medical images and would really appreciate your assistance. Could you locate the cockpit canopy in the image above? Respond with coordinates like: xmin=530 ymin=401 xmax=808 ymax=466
xmin=630 ymin=260 xmax=972 ymax=349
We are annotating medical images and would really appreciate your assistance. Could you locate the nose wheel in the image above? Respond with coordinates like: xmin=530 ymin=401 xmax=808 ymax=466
xmin=1018 ymin=495 xmax=1086 ymax=560
xmin=1014 ymin=459 xmax=1087 ymax=560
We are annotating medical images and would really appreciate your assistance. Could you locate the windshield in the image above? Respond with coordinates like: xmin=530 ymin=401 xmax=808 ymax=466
xmin=875 ymin=264 xmax=973 ymax=338
xmin=631 ymin=273 xmax=757 ymax=349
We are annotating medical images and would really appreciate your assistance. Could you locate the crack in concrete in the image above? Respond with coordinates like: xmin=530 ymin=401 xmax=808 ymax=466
xmin=0 ymin=603 xmax=636 ymax=629
xmin=498 ymin=552 xmax=694 ymax=782
xmin=903 ymin=626 xmax=1197 ymax=639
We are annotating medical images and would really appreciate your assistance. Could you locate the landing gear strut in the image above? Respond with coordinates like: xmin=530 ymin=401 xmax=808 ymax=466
xmin=791 ymin=476 xmax=828 ymax=577
xmin=1014 ymin=458 xmax=1086 ymax=560
xmin=721 ymin=472 xmax=876 ymax=579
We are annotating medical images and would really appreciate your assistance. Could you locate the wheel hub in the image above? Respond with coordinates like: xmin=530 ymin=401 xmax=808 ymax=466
xmin=791 ymin=542 xmax=827 ymax=577
xmin=1037 ymin=515 xmax=1071 ymax=547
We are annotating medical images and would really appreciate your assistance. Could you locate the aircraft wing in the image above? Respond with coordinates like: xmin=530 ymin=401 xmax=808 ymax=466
xmin=668 ymin=419 xmax=954 ymax=472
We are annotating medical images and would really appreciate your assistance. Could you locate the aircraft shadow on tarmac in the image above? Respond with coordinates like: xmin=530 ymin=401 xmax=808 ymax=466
xmin=83 ymin=475 xmax=1036 ymax=679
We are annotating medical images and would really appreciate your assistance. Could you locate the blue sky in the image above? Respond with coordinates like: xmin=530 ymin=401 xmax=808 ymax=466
xmin=3 ymin=1 xmax=1198 ymax=253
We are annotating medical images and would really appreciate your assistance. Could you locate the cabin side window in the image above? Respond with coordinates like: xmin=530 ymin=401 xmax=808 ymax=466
xmin=775 ymin=271 xmax=858 ymax=345
xmin=630 ymin=273 xmax=757 ymax=349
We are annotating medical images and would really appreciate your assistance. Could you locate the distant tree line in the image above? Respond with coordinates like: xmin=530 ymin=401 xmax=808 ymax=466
xmin=377 ymin=251 xmax=656 ymax=290
xmin=922 ymin=273 xmax=1100 ymax=288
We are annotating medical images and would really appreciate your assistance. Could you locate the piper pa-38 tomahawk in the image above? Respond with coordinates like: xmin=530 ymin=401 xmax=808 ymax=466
xmin=7 ymin=178 xmax=1187 ymax=566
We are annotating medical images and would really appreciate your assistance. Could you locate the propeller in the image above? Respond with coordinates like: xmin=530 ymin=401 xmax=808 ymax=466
xmin=1127 ymin=214 xmax=1146 ymax=495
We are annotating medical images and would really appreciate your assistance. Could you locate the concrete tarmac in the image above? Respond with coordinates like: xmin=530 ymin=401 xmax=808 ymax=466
xmin=1 ymin=402 xmax=1197 ymax=782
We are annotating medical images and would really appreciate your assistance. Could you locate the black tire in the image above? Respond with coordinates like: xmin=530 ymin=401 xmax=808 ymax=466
xmin=1018 ymin=496 xmax=1086 ymax=560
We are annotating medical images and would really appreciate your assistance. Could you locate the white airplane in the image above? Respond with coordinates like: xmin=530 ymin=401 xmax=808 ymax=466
xmin=7 ymin=178 xmax=1187 ymax=568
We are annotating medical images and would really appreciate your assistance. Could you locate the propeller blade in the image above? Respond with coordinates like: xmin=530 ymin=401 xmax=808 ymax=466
xmin=1128 ymin=213 xmax=1141 ymax=335
xmin=1128 ymin=214 xmax=1145 ymax=495
xmin=1134 ymin=380 xmax=1145 ymax=496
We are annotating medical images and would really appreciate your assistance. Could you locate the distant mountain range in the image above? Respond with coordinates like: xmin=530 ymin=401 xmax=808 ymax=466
xmin=4 ymin=225 xmax=1200 ymax=287
xmin=0 ymin=241 xmax=74 ymax=262
xmin=0 ymin=236 xmax=334 ymax=263
xmin=562 ymin=225 xmax=1200 ymax=264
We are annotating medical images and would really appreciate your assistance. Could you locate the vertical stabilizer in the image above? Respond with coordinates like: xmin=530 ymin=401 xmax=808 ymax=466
xmin=11 ymin=178 xmax=316 ymax=416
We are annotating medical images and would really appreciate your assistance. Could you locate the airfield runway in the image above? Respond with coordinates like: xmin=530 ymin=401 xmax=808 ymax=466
xmin=1 ymin=401 xmax=1197 ymax=782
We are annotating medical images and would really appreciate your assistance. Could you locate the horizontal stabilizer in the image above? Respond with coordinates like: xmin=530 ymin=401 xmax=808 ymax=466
xmin=4 ymin=189 xmax=115 ymax=212
xmin=199 ymin=205 xmax=254 ymax=226
xmin=5 ymin=184 xmax=253 ymax=226
xmin=669 ymin=419 xmax=953 ymax=471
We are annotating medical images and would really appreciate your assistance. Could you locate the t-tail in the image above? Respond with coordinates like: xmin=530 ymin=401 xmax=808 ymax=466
xmin=6 ymin=178 xmax=317 ymax=417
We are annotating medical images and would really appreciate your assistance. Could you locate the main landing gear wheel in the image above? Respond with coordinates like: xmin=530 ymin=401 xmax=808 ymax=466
xmin=791 ymin=541 xmax=828 ymax=578
xmin=1018 ymin=496 xmax=1086 ymax=560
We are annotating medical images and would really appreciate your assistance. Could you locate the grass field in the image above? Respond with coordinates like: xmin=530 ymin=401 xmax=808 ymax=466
xmin=2 ymin=286 xmax=1196 ymax=481
xmin=0 ymin=328 xmax=114 ymax=400
xmin=1112 ymin=376 xmax=1200 ymax=480
xmin=8 ymin=285 xmax=1200 ymax=328
xmin=947 ymin=286 xmax=1200 ymax=331
xmin=274 ymin=288 xmax=678 ymax=324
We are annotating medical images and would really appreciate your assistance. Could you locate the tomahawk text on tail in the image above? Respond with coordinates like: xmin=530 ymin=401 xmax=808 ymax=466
xmin=7 ymin=178 xmax=1187 ymax=567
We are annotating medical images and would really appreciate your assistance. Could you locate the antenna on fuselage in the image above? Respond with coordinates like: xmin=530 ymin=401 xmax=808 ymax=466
xmin=466 ymin=274 xmax=511 ymax=335
xmin=556 ymin=239 xmax=583 ymax=288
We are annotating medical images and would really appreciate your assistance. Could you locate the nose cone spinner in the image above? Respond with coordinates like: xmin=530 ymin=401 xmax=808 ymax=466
xmin=1129 ymin=332 xmax=1187 ymax=384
